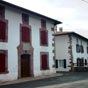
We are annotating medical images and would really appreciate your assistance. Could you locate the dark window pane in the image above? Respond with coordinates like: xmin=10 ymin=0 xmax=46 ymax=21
xmin=41 ymin=20 xmax=46 ymax=28
xmin=22 ymin=14 xmax=29 ymax=25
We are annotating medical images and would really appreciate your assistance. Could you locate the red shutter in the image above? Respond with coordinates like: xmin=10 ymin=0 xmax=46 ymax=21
xmin=0 ymin=20 xmax=6 ymax=40
xmin=22 ymin=26 xmax=30 ymax=42
xmin=40 ymin=30 xmax=48 ymax=45
xmin=0 ymin=53 xmax=6 ymax=73
xmin=41 ymin=54 xmax=48 ymax=70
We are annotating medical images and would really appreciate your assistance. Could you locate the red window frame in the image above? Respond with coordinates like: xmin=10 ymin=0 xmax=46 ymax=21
xmin=20 ymin=24 xmax=31 ymax=43
xmin=0 ymin=50 xmax=8 ymax=74
xmin=40 ymin=52 xmax=49 ymax=70
xmin=0 ymin=19 xmax=8 ymax=42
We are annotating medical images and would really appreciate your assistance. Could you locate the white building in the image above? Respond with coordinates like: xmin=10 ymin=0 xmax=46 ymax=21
xmin=54 ymin=32 xmax=88 ymax=72
xmin=0 ymin=1 xmax=61 ymax=81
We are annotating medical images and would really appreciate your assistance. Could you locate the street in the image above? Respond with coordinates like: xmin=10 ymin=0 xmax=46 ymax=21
xmin=0 ymin=72 xmax=88 ymax=88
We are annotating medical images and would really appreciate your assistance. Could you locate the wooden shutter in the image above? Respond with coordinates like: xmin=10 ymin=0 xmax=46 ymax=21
xmin=87 ymin=47 xmax=88 ymax=54
xmin=55 ymin=60 xmax=58 ymax=68
xmin=21 ymin=26 xmax=30 ymax=42
xmin=41 ymin=54 xmax=48 ymax=70
xmin=77 ymin=59 xmax=79 ymax=66
xmin=0 ymin=20 xmax=6 ymax=40
xmin=40 ymin=30 xmax=48 ymax=45
xmin=63 ymin=59 xmax=66 ymax=68
xmin=0 ymin=53 xmax=6 ymax=73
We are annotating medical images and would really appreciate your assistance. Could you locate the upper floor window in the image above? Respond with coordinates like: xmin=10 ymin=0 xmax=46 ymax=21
xmin=76 ymin=44 xmax=80 ymax=53
xmin=41 ymin=19 xmax=46 ymax=29
xmin=80 ymin=45 xmax=84 ymax=53
xmin=22 ymin=14 xmax=29 ymax=25
xmin=40 ymin=30 xmax=48 ymax=46
xmin=0 ymin=20 xmax=7 ymax=42
xmin=21 ymin=26 xmax=31 ymax=43
xmin=0 ymin=5 xmax=5 ymax=19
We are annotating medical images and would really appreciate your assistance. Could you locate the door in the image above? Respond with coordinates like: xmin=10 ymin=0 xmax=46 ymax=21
xmin=21 ymin=54 xmax=30 ymax=77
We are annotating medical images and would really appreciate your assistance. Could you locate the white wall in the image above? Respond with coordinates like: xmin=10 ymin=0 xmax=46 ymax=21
xmin=30 ymin=16 xmax=55 ymax=76
xmin=0 ymin=8 xmax=55 ymax=81
xmin=72 ymin=36 xmax=88 ymax=66
xmin=0 ymin=8 xmax=22 ymax=81
xmin=55 ymin=35 xmax=71 ymax=71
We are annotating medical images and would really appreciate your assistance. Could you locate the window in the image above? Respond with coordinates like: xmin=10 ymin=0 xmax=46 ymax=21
xmin=0 ymin=5 xmax=5 ymax=19
xmin=76 ymin=44 xmax=80 ymax=53
xmin=0 ymin=50 xmax=8 ymax=73
xmin=40 ymin=30 xmax=48 ymax=46
xmin=0 ymin=20 xmax=7 ymax=42
xmin=80 ymin=45 xmax=84 ymax=53
xmin=40 ymin=53 xmax=49 ymax=70
xmin=59 ymin=59 xmax=66 ymax=68
xmin=21 ymin=26 xmax=31 ymax=42
xmin=41 ymin=19 xmax=46 ymax=29
xmin=22 ymin=14 xmax=29 ymax=25
xmin=77 ymin=58 xmax=84 ymax=67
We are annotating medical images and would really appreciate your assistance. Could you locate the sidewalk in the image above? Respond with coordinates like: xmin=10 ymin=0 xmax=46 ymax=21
xmin=0 ymin=73 xmax=63 ymax=86
xmin=37 ymin=79 xmax=88 ymax=88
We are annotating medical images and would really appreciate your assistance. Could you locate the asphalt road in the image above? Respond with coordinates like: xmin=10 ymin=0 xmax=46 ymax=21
xmin=0 ymin=72 xmax=88 ymax=88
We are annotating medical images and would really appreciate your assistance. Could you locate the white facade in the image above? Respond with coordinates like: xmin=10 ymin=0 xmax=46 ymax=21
xmin=55 ymin=35 xmax=71 ymax=71
xmin=0 ymin=2 xmax=60 ymax=81
xmin=55 ymin=33 xmax=88 ymax=72
xmin=72 ymin=36 xmax=88 ymax=66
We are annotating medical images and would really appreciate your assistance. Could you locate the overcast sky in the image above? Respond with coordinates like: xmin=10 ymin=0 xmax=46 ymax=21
xmin=4 ymin=0 xmax=88 ymax=38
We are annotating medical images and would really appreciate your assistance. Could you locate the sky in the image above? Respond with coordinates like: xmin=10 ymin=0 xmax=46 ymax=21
xmin=4 ymin=0 xmax=88 ymax=38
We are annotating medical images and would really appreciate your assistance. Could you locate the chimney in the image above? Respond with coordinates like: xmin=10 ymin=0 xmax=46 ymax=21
xmin=59 ymin=27 xmax=63 ymax=32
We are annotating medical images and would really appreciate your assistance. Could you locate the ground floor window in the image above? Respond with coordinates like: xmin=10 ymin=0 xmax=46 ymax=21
xmin=77 ymin=58 xmax=84 ymax=67
xmin=40 ymin=52 xmax=49 ymax=70
xmin=59 ymin=59 xmax=66 ymax=68
xmin=0 ymin=50 xmax=8 ymax=73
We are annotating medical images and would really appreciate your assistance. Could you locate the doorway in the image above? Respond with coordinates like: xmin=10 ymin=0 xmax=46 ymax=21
xmin=21 ymin=54 xmax=30 ymax=78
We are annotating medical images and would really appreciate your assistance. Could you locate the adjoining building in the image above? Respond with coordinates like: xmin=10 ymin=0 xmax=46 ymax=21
xmin=0 ymin=1 xmax=61 ymax=81
xmin=54 ymin=31 xmax=88 ymax=72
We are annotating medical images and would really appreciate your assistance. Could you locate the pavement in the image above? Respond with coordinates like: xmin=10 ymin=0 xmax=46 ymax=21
xmin=0 ymin=72 xmax=88 ymax=88
xmin=0 ymin=73 xmax=63 ymax=86
xmin=37 ymin=79 xmax=88 ymax=88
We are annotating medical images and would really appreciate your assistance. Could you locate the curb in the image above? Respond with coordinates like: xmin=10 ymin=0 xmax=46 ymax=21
xmin=0 ymin=73 xmax=63 ymax=86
